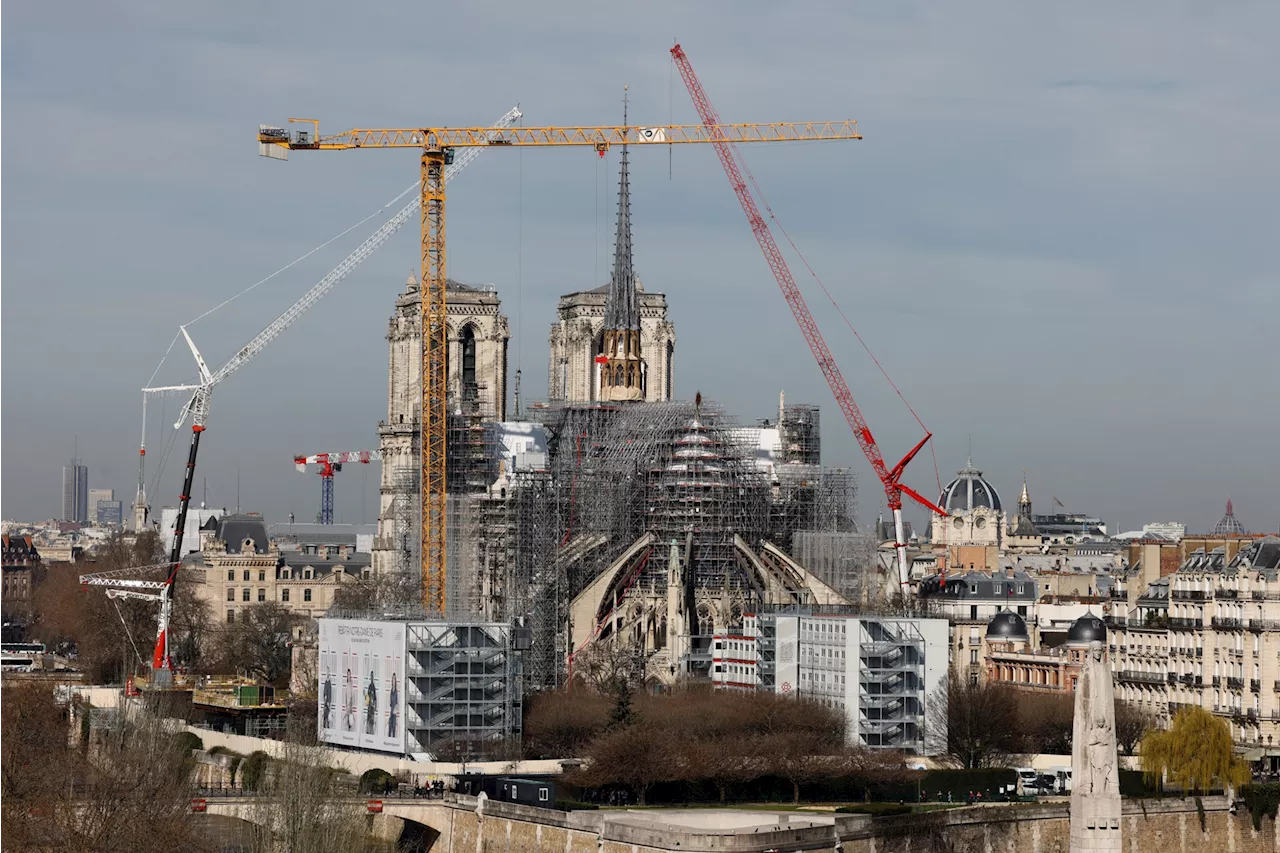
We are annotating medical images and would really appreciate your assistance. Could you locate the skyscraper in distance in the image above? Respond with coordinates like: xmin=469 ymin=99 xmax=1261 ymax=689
xmin=62 ymin=460 xmax=89 ymax=523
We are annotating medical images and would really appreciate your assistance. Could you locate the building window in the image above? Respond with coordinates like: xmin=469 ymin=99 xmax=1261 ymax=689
xmin=281 ymin=569 xmax=291 ymax=580
xmin=242 ymin=588 xmax=250 ymax=602
xmin=282 ymin=589 xmax=290 ymax=603
xmin=243 ymin=570 xmax=250 ymax=582
xmin=970 ymin=649 xmax=978 ymax=664
xmin=258 ymin=589 xmax=266 ymax=602
xmin=226 ymin=588 xmax=235 ymax=602
xmin=227 ymin=570 xmax=235 ymax=582
xmin=993 ymin=583 xmax=1002 ymax=594
xmin=304 ymin=569 xmax=312 ymax=580
xmin=258 ymin=570 xmax=266 ymax=582
xmin=227 ymin=609 xmax=235 ymax=623
xmin=1016 ymin=584 xmax=1025 ymax=594
xmin=304 ymin=589 xmax=312 ymax=602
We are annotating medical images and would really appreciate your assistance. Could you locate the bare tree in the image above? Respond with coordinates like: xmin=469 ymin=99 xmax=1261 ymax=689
xmin=2 ymin=683 xmax=212 ymax=853
xmin=761 ymin=729 xmax=844 ymax=804
xmin=576 ymin=722 xmax=672 ymax=805
xmin=246 ymin=732 xmax=368 ymax=853
xmin=934 ymin=672 xmax=1020 ymax=768
xmin=1016 ymin=691 xmax=1074 ymax=755
xmin=210 ymin=602 xmax=297 ymax=685
xmin=1115 ymin=700 xmax=1158 ymax=756
xmin=522 ymin=688 xmax=610 ymax=758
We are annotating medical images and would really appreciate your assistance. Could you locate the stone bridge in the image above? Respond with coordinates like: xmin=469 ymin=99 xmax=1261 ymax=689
xmin=198 ymin=792 xmax=1271 ymax=853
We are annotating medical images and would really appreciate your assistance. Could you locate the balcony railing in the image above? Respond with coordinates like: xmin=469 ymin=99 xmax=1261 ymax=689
xmin=1212 ymin=617 xmax=1245 ymax=630
xmin=1179 ymin=674 xmax=1202 ymax=687
xmin=1169 ymin=617 xmax=1202 ymax=630
xmin=1166 ymin=673 xmax=1178 ymax=685
xmin=1172 ymin=590 xmax=1209 ymax=601
xmin=1249 ymin=620 xmax=1280 ymax=632
xmin=1252 ymin=591 xmax=1280 ymax=601
xmin=1216 ymin=589 xmax=1240 ymax=600
xmin=1212 ymin=677 xmax=1222 ymax=687
xmin=1252 ymin=679 xmax=1262 ymax=693
xmin=1227 ymin=677 xmax=1245 ymax=690
xmin=1118 ymin=670 xmax=1166 ymax=685
xmin=1247 ymin=709 xmax=1260 ymax=721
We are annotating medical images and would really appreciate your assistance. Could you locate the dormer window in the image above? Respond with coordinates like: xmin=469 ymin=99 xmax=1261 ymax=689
xmin=243 ymin=538 xmax=254 ymax=552
xmin=304 ymin=568 xmax=313 ymax=580
xmin=281 ymin=568 xmax=291 ymax=580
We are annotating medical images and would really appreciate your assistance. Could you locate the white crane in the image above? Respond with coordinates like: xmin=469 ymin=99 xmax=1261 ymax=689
xmin=112 ymin=105 xmax=523 ymax=680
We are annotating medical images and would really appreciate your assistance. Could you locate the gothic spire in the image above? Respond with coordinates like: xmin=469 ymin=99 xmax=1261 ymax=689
xmin=604 ymin=87 xmax=639 ymax=332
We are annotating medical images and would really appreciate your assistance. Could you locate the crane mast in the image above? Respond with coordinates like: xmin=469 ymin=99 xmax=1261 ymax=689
xmin=258 ymin=115 xmax=862 ymax=615
xmin=669 ymin=44 xmax=945 ymax=590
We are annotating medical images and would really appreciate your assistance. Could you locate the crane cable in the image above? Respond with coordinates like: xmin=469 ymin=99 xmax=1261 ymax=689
xmin=185 ymin=182 xmax=419 ymax=328
xmin=727 ymin=146 xmax=944 ymax=495
xmin=111 ymin=596 xmax=149 ymax=672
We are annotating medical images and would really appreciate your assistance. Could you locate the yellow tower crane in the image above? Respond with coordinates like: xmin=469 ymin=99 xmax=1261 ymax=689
xmin=258 ymin=116 xmax=861 ymax=614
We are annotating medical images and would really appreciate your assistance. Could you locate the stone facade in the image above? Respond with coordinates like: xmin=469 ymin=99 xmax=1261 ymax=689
xmin=192 ymin=514 xmax=371 ymax=623
xmin=372 ymin=272 xmax=510 ymax=574
xmin=547 ymin=284 xmax=675 ymax=403
xmin=1109 ymin=536 xmax=1280 ymax=757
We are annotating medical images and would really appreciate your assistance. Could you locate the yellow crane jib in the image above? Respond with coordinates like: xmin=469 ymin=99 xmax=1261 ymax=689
xmin=256 ymin=116 xmax=860 ymax=616
xmin=257 ymin=121 xmax=860 ymax=152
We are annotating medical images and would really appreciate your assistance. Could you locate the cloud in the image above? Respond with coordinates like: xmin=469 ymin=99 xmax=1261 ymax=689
xmin=3 ymin=0 xmax=1277 ymax=531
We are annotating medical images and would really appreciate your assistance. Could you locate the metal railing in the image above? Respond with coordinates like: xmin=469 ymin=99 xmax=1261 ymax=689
xmin=1249 ymin=620 xmax=1280 ymax=632
xmin=1118 ymin=670 xmax=1166 ymax=685
xmin=1212 ymin=617 xmax=1244 ymax=630
xmin=1227 ymin=677 xmax=1244 ymax=690
xmin=1215 ymin=589 xmax=1240 ymax=600
xmin=1172 ymin=590 xmax=1209 ymax=601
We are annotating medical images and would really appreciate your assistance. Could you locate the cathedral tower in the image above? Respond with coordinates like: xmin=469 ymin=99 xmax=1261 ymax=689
xmin=598 ymin=110 xmax=643 ymax=403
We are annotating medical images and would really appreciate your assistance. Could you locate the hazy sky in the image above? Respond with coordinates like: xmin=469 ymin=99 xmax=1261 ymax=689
xmin=3 ymin=1 xmax=1277 ymax=535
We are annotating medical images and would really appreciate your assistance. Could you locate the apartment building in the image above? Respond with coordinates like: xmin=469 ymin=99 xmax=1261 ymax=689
xmin=1109 ymin=537 xmax=1280 ymax=758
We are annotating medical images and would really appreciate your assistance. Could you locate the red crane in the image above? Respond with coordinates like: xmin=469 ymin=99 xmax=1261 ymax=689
xmin=670 ymin=44 xmax=946 ymax=588
xmin=294 ymin=451 xmax=383 ymax=525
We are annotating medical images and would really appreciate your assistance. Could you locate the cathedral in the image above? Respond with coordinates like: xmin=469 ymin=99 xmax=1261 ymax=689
xmin=369 ymin=131 xmax=860 ymax=688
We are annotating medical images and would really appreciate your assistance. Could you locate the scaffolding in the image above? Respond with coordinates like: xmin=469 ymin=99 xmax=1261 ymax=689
xmin=403 ymin=620 xmax=522 ymax=760
xmin=416 ymin=396 xmax=862 ymax=690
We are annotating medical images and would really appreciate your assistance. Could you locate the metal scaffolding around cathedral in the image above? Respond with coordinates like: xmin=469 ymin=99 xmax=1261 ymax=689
xmin=370 ymin=131 xmax=873 ymax=693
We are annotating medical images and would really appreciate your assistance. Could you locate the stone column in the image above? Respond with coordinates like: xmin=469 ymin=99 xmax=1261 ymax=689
xmin=1069 ymin=640 xmax=1122 ymax=852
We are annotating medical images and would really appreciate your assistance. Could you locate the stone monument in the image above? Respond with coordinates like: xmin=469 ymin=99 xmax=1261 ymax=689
xmin=1070 ymin=639 xmax=1122 ymax=852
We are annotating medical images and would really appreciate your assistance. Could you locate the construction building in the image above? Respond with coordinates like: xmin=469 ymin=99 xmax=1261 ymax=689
xmin=710 ymin=608 xmax=949 ymax=754
xmin=357 ymin=127 xmax=869 ymax=691
xmin=318 ymin=617 xmax=523 ymax=760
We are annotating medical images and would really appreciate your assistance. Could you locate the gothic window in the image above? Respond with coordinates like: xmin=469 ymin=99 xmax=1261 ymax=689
xmin=461 ymin=325 xmax=477 ymax=390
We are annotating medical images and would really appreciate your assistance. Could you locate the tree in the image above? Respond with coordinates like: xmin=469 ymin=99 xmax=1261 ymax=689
xmin=1141 ymin=706 xmax=1249 ymax=794
xmin=1115 ymin=700 xmax=1157 ymax=756
xmin=1016 ymin=692 xmax=1074 ymax=755
xmin=576 ymin=722 xmax=672 ymax=805
xmin=246 ymin=734 xmax=368 ymax=853
xmin=32 ymin=531 xmax=170 ymax=683
xmin=330 ymin=570 xmax=419 ymax=614
xmin=2 ymin=683 xmax=213 ymax=853
xmin=522 ymin=688 xmax=610 ymax=758
xmin=934 ymin=673 xmax=1020 ymax=768
xmin=211 ymin=602 xmax=297 ymax=684
xmin=672 ymin=733 xmax=762 ymax=803
xmin=762 ymin=729 xmax=844 ymax=804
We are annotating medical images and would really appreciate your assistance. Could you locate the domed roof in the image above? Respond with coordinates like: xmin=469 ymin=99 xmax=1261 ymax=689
xmin=986 ymin=610 xmax=1029 ymax=642
xmin=1212 ymin=499 xmax=1246 ymax=536
xmin=1066 ymin=612 xmax=1107 ymax=646
xmin=939 ymin=462 xmax=1002 ymax=513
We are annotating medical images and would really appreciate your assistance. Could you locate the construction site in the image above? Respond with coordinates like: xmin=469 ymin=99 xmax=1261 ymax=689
xmin=85 ymin=44 xmax=948 ymax=756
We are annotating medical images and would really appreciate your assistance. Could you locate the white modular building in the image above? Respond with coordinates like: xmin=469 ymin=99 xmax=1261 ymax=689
xmin=711 ymin=610 xmax=949 ymax=755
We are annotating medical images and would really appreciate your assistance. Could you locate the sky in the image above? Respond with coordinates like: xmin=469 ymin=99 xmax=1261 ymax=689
xmin=2 ymin=1 xmax=1277 ymax=535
